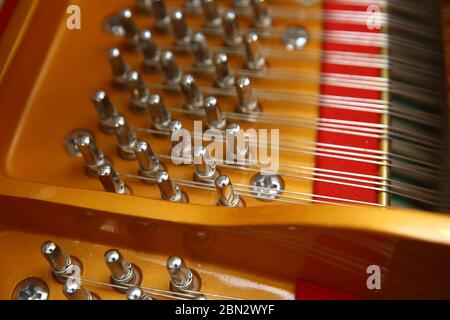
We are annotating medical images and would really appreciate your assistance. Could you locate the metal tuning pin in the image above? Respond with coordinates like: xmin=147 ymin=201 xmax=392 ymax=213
xmin=250 ymin=0 xmax=272 ymax=29
xmin=180 ymin=74 xmax=203 ymax=113
xmin=152 ymin=0 xmax=171 ymax=33
xmin=250 ymin=173 xmax=285 ymax=202
xmin=127 ymin=287 xmax=152 ymax=300
xmin=194 ymin=146 xmax=220 ymax=183
xmin=155 ymin=170 xmax=188 ymax=203
xmin=215 ymin=175 xmax=245 ymax=207
xmin=204 ymin=96 xmax=227 ymax=130
xmin=119 ymin=9 xmax=140 ymax=50
xmin=105 ymin=249 xmax=142 ymax=292
xmin=185 ymin=0 xmax=201 ymax=10
xmin=135 ymin=0 xmax=152 ymax=15
xmin=64 ymin=282 xmax=99 ymax=300
xmin=201 ymin=0 xmax=221 ymax=28
xmin=222 ymin=10 xmax=242 ymax=47
xmin=139 ymin=30 xmax=160 ymax=73
xmin=126 ymin=70 xmax=151 ymax=114
xmin=135 ymin=139 xmax=165 ymax=183
xmin=76 ymin=134 xmax=109 ymax=178
xmin=243 ymin=32 xmax=266 ymax=71
xmin=235 ymin=76 xmax=261 ymax=114
xmin=148 ymin=94 xmax=172 ymax=132
xmin=226 ymin=123 xmax=249 ymax=164
xmin=171 ymin=10 xmax=191 ymax=49
xmin=214 ymin=52 xmax=234 ymax=89
xmin=193 ymin=294 xmax=208 ymax=300
xmin=92 ymin=91 xmax=119 ymax=134
xmin=41 ymin=241 xmax=83 ymax=284
xmin=109 ymin=48 xmax=129 ymax=88
xmin=113 ymin=116 xmax=137 ymax=160
xmin=191 ymin=32 xmax=214 ymax=71
xmin=170 ymin=120 xmax=189 ymax=163
xmin=160 ymin=51 xmax=182 ymax=86
xmin=167 ymin=256 xmax=200 ymax=293
xmin=98 ymin=164 xmax=132 ymax=195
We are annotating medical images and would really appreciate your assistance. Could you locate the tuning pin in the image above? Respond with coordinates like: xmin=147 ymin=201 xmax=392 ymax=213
xmin=148 ymin=94 xmax=172 ymax=132
xmin=113 ymin=116 xmax=137 ymax=160
xmin=193 ymin=294 xmax=208 ymax=300
xmin=109 ymin=48 xmax=129 ymax=88
xmin=98 ymin=164 xmax=132 ymax=195
xmin=152 ymin=0 xmax=171 ymax=32
xmin=64 ymin=282 xmax=99 ymax=300
xmin=160 ymin=51 xmax=182 ymax=86
xmin=41 ymin=241 xmax=83 ymax=283
xmin=167 ymin=256 xmax=200 ymax=293
xmin=119 ymin=9 xmax=140 ymax=50
xmin=214 ymin=52 xmax=234 ymax=89
xmin=201 ymin=0 xmax=221 ymax=28
xmin=155 ymin=170 xmax=188 ymax=203
xmin=92 ymin=91 xmax=119 ymax=134
xmin=170 ymin=120 xmax=191 ymax=163
xmin=135 ymin=0 xmax=153 ymax=15
xmin=140 ymin=30 xmax=160 ymax=72
xmin=135 ymin=140 xmax=165 ymax=183
xmin=222 ymin=10 xmax=242 ymax=47
xmin=127 ymin=287 xmax=153 ymax=300
xmin=171 ymin=10 xmax=191 ymax=48
xmin=194 ymin=147 xmax=220 ymax=183
xmin=235 ymin=76 xmax=261 ymax=114
xmin=250 ymin=0 xmax=272 ymax=29
xmin=105 ymin=249 xmax=142 ymax=292
xmin=126 ymin=71 xmax=151 ymax=114
xmin=76 ymin=134 xmax=109 ymax=178
xmin=185 ymin=0 xmax=201 ymax=9
xmin=180 ymin=74 xmax=204 ymax=113
xmin=204 ymin=96 xmax=227 ymax=130
xmin=243 ymin=32 xmax=266 ymax=71
xmin=191 ymin=32 xmax=214 ymax=71
xmin=226 ymin=123 xmax=249 ymax=164
xmin=215 ymin=175 xmax=245 ymax=207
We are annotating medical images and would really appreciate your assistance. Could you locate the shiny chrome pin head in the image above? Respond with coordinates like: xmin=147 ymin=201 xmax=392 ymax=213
xmin=180 ymin=74 xmax=204 ymax=113
xmin=135 ymin=139 xmax=165 ymax=184
xmin=160 ymin=51 xmax=182 ymax=86
xmin=201 ymin=0 xmax=221 ymax=28
xmin=226 ymin=123 xmax=250 ymax=164
xmin=194 ymin=146 xmax=220 ymax=183
xmin=214 ymin=52 xmax=235 ymax=89
xmin=75 ymin=134 xmax=109 ymax=178
xmin=119 ymin=9 xmax=140 ymax=50
xmin=98 ymin=164 xmax=132 ymax=195
xmin=92 ymin=91 xmax=119 ymax=133
xmin=171 ymin=10 xmax=191 ymax=48
xmin=167 ymin=256 xmax=200 ymax=293
xmin=140 ymin=30 xmax=161 ymax=72
xmin=64 ymin=282 xmax=99 ymax=300
xmin=105 ymin=249 xmax=142 ymax=292
xmin=243 ymin=32 xmax=266 ymax=71
xmin=222 ymin=10 xmax=242 ymax=47
xmin=250 ymin=174 xmax=284 ymax=202
xmin=204 ymin=96 xmax=227 ymax=130
xmin=12 ymin=278 xmax=49 ymax=300
xmin=41 ymin=241 xmax=84 ymax=284
xmin=112 ymin=116 xmax=138 ymax=160
xmin=109 ymin=48 xmax=129 ymax=88
xmin=152 ymin=0 xmax=171 ymax=32
xmin=250 ymin=0 xmax=272 ymax=29
xmin=127 ymin=287 xmax=152 ymax=300
xmin=155 ymin=170 xmax=188 ymax=203
xmin=63 ymin=129 xmax=95 ymax=158
xmin=235 ymin=76 xmax=261 ymax=115
xmin=215 ymin=175 xmax=245 ymax=207
xmin=126 ymin=70 xmax=150 ymax=114
xmin=191 ymin=32 xmax=214 ymax=71
xmin=148 ymin=94 xmax=172 ymax=132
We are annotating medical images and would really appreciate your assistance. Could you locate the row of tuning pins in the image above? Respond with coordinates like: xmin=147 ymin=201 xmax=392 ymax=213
xmin=38 ymin=241 xmax=206 ymax=300
xmin=74 ymin=94 xmax=247 ymax=208
xmin=116 ymin=1 xmax=269 ymax=74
